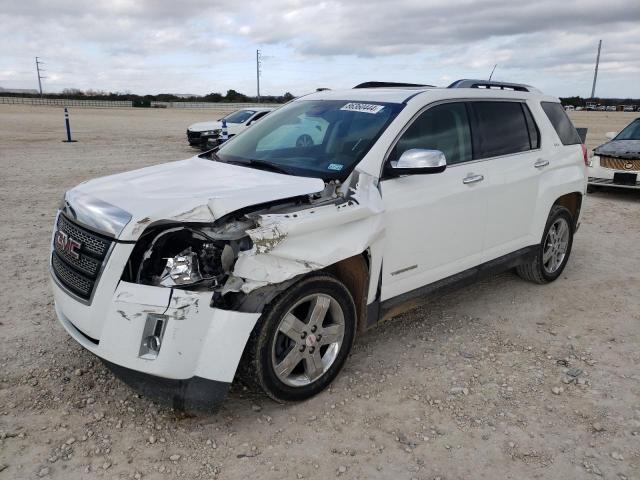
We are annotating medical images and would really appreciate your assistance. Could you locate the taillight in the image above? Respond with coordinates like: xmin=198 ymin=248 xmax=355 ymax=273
xmin=581 ymin=144 xmax=588 ymax=166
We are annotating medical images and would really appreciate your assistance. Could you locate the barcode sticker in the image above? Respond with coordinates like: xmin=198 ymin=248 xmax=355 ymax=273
xmin=340 ymin=103 xmax=384 ymax=114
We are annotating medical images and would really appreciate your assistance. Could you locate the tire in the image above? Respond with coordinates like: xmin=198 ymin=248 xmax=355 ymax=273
xmin=516 ymin=205 xmax=574 ymax=284
xmin=295 ymin=134 xmax=314 ymax=147
xmin=238 ymin=273 xmax=356 ymax=402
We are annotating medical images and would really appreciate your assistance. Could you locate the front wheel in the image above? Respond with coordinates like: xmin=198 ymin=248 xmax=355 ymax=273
xmin=239 ymin=274 xmax=356 ymax=402
xmin=516 ymin=205 xmax=574 ymax=284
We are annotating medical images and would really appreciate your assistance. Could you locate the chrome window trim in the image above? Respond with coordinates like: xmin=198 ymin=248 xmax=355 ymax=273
xmin=380 ymin=97 xmax=542 ymax=179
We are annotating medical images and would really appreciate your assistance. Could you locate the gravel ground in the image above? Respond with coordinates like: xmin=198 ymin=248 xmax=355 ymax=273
xmin=0 ymin=105 xmax=639 ymax=480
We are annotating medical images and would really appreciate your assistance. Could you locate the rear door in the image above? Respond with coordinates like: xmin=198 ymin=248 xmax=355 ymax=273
xmin=380 ymin=102 xmax=489 ymax=300
xmin=469 ymin=100 xmax=544 ymax=261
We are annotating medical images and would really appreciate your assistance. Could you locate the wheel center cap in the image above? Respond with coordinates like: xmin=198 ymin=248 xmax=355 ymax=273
xmin=305 ymin=334 xmax=317 ymax=347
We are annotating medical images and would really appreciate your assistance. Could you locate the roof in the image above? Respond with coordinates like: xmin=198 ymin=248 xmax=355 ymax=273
xmin=302 ymin=87 xmax=433 ymax=104
xmin=302 ymin=85 xmax=549 ymax=105
xmin=242 ymin=106 xmax=276 ymax=112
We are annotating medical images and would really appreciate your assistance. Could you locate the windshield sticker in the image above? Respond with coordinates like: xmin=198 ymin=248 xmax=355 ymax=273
xmin=340 ymin=102 xmax=384 ymax=114
xmin=327 ymin=163 xmax=344 ymax=171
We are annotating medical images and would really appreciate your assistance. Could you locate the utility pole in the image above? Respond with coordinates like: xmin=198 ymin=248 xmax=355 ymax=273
xmin=35 ymin=57 xmax=46 ymax=98
xmin=590 ymin=40 xmax=602 ymax=99
xmin=256 ymin=49 xmax=261 ymax=103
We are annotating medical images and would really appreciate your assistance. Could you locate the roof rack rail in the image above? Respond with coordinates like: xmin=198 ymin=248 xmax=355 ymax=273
xmin=354 ymin=81 xmax=433 ymax=89
xmin=447 ymin=79 xmax=539 ymax=93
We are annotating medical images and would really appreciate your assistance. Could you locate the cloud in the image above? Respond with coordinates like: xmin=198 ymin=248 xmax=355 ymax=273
xmin=0 ymin=0 xmax=638 ymax=97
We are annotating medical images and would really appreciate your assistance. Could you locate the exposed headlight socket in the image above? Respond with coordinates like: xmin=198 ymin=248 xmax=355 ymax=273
xmin=138 ymin=313 xmax=168 ymax=360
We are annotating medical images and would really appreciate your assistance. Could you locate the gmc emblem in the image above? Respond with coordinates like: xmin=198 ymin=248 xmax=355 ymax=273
xmin=55 ymin=231 xmax=82 ymax=260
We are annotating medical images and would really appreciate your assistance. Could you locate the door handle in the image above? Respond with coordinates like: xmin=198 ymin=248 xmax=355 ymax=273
xmin=534 ymin=159 xmax=550 ymax=169
xmin=463 ymin=174 xmax=484 ymax=184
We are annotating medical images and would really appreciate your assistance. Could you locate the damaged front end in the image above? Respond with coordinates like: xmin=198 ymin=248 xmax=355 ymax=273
xmin=127 ymin=221 xmax=253 ymax=290
xmin=123 ymin=171 xmax=383 ymax=318
xmin=53 ymin=169 xmax=383 ymax=411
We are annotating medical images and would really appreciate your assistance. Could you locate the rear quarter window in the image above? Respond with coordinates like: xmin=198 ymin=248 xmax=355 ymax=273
xmin=470 ymin=101 xmax=533 ymax=159
xmin=540 ymin=102 xmax=582 ymax=145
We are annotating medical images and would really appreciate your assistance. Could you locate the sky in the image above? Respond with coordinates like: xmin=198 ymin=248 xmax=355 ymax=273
xmin=0 ymin=0 xmax=639 ymax=99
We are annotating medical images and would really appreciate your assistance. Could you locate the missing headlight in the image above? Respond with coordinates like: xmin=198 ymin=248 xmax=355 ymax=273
xmin=135 ymin=228 xmax=226 ymax=289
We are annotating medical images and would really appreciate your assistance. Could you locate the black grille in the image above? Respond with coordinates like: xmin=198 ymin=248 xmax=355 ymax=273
xmin=187 ymin=130 xmax=201 ymax=140
xmin=51 ymin=215 xmax=114 ymax=301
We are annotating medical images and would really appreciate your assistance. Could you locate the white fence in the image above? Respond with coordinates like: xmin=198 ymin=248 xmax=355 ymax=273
xmin=0 ymin=97 xmax=282 ymax=111
xmin=0 ymin=97 xmax=132 ymax=108
xmin=150 ymin=101 xmax=283 ymax=111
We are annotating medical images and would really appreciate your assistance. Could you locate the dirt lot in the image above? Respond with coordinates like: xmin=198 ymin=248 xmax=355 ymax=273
xmin=0 ymin=105 xmax=639 ymax=480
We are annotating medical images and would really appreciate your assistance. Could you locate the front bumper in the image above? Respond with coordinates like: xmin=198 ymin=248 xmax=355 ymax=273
xmin=187 ymin=131 xmax=220 ymax=149
xmin=588 ymin=156 xmax=640 ymax=189
xmin=52 ymin=264 xmax=260 ymax=409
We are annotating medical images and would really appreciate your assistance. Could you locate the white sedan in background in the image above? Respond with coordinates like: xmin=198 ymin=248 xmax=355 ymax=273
xmin=187 ymin=107 xmax=274 ymax=149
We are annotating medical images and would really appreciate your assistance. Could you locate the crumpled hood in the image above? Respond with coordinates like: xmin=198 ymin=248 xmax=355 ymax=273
xmin=188 ymin=120 xmax=221 ymax=132
xmin=594 ymin=140 xmax=640 ymax=159
xmin=67 ymin=156 xmax=325 ymax=241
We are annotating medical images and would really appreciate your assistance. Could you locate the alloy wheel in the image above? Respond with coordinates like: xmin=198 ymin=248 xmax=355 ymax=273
xmin=542 ymin=217 xmax=570 ymax=274
xmin=271 ymin=293 xmax=345 ymax=387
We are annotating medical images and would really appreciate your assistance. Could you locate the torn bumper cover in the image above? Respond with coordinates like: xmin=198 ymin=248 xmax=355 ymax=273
xmin=51 ymin=269 xmax=260 ymax=410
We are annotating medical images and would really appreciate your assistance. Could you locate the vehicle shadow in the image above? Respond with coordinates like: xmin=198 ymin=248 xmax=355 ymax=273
xmin=588 ymin=187 xmax=640 ymax=203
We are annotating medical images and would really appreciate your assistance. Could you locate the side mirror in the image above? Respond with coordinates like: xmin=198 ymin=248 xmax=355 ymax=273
xmin=388 ymin=149 xmax=447 ymax=176
xmin=605 ymin=131 xmax=617 ymax=140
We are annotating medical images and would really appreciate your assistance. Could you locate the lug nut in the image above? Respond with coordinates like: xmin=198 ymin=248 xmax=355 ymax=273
xmin=309 ymin=347 xmax=315 ymax=354
xmin=301 ymin=331 xmax=307 ymax=339
xmin=311 ymin=325 xmax=317 ymax=333
xmin=299 ymin=345 xmax=306 ymax=352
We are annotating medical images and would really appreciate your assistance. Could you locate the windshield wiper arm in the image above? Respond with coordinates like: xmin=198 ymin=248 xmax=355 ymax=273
xmin=245 ymin=159 xmax=291 ymax=175
xmin=213 ymin=157 xmax=291 ymax=175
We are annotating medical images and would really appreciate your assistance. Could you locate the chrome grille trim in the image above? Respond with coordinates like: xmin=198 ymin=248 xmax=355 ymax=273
xmin=599 ymin=156 xmax=640 ymax=171
xmin=57 ymin=214 xmax=111 ymax=258
xmin=51 ymin=213 xmax=115 ymax=303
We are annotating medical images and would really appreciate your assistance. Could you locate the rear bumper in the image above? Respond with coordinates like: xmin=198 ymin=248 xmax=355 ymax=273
xmin=588 ymin=176 xmax=640 ymax=189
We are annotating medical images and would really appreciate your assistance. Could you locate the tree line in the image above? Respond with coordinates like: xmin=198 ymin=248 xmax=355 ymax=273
xmin=560 ymin=96 xmax=640 ymax=107
xmin=0 ymin=88 xmax=295 ymax=104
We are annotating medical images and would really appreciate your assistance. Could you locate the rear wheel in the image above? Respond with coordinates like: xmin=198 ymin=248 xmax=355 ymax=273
xmin=239 ymin=274 xmax=356 ymax=402
xmin=516 ymin=205 xmax=574 ymax=284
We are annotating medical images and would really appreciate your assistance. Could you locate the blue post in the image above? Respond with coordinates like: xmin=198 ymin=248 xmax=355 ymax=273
xmin=220 ymin=119 xmax=228 ymax=142
xmin=62 ymin=107 xmax=77 ymax=143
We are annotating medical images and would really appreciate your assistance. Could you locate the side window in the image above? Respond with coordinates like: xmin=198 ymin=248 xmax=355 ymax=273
xmin=540 ymin=102 xmax=582 ymax=145
xmin=389 ymin=102 xmax=472 ymax=165
xmin=470 ymin=101 xmax=532 ymax=158
xmin=250 ymin=111 xmax=269 ymax=123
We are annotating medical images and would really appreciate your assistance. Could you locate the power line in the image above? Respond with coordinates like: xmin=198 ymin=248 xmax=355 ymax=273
xmin=35 ymin=57 xmax=46 ymax=98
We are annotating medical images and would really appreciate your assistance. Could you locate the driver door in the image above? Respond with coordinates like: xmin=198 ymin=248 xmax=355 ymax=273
xmin=380 ymin=102 xmax=489 ymax=300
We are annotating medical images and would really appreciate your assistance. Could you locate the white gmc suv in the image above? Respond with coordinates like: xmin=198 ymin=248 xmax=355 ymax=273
xmin=51 ymin=80 xmax=588 ymax=410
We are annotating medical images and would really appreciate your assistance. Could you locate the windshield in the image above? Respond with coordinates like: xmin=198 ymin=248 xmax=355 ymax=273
xmin=215 ymin=100 xmax=403 ymax=179
xmin=615 ymin=119 xmax=640 ymax=140
xmin=222 ymin=110 xmax=256 ymax=124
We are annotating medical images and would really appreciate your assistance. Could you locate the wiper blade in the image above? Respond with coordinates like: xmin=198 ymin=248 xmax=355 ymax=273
xmin=214 ymin=157 xmax=291 ymax=175
xmin=246 ymin=159 xmax=291 ymax=175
